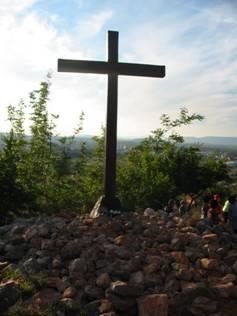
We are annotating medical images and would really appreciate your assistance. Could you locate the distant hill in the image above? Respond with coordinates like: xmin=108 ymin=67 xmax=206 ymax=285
xmin=184 ymin=136 xmax=237 ymax=146
xmin=0 ymin=133 xmax=237 ymax=151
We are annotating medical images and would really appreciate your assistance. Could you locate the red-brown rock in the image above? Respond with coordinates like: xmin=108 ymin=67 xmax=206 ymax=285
xmin=137 ymin=294 xmax=168 ymax=316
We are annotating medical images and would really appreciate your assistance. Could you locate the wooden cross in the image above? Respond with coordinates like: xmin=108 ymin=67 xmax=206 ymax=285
xmin=58 ymin=30 xmax=166 ymax=212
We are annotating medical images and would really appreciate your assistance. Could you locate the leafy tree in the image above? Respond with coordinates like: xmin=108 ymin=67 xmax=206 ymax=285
xmin=14 ymin=75 xmax=59 ymax=211
xmin=74 ymin=127 xmax=105 ymax=211
xmin=0 ymin=101 xmax=30 ymax=223
xmin=117 ymin=108 xmax=229 ymax=210
xmin=0 ymin=76 xmax=231 ymax=220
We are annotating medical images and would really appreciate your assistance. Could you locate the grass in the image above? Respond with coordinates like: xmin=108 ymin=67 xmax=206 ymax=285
xmin=1 ymin=265 xmax=88 ymax=316
xmin=4 ymin=302 xmax=53 ymax=316
xmin=1 ymin=264 xmax=48 ymax=299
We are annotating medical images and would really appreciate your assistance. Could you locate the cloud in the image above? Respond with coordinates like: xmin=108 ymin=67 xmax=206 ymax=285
xmin=0 ymin=0 xmax=36 ymax=14
xmin=115 ymin=2 xmax=237 ymax=137
xmin=0 ymin=2 xmax=87 ymax=132
xmin=0 ymin=2 xmax=114 ymax=136
xmin=0 ymin=1 xmax=236 ymax=138
xmin=76 ymin=10 xmax=113 ymax=38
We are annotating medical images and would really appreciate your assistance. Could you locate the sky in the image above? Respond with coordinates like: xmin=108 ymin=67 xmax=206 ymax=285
xmin=0 ymin=0 xmax=237 ymax=138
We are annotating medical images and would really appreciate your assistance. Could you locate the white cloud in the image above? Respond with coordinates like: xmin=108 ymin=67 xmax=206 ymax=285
xmin=0 ymin=3 xmax=114 ymax=137
xmin=0 ymin=0 xmax=36 ymax=14
xmin=76 ymin=10 xmax=113 ymax=38
xmin=115 ymin=2 xmax=237 ymax=137
xmin=0 ymin=1 xmax=237 ymax=138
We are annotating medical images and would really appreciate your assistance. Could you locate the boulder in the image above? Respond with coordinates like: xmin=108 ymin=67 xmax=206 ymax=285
xmin=137 ymin=294 xmax=168 ymax=316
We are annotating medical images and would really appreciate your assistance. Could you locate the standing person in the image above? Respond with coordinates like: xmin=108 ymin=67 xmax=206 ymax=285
xmin=207 ymin=197 xmax=223 ymax=225
xmin=164 ymin=199 xmax=177 ymax=213
xmin=222 ymin=195 xmax=236 ymax=223
xmin=228 ymin=196 xmax=237 ymax=233
xmin=179 ymin=199 xmax=186 ymax=216
xmin=213 ymin=194 xmax=223 ymax=221
xmin=202 ymin=193 xmax=212 ymax=219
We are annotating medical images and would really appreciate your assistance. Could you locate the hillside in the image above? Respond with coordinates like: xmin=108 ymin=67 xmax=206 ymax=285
xmin=184 ymin=137 xmax=237 ymax=146
xmin=0 ymin=210 xmax=237 ymax=315
xmin=1 ymin=134 xmax=237 ymax=156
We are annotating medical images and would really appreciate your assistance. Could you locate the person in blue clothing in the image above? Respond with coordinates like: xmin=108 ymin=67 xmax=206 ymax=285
xmin=228 ymin=195 xmax=237 ymax=233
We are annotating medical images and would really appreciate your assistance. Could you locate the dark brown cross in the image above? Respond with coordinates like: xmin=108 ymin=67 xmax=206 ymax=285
xmin=58 ymin=30 xmax=166 ymax=211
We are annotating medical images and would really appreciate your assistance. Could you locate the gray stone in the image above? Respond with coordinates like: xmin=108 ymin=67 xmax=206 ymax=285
xmin=5 ymin=244 xmax=26 ymax=261
xmin=69 ymin=258 xmax=87 ymax=274
xmin=0 ymin=281 xmax=21 ymax=312
xmin=22 ymin=258 xmax=41 ymax=274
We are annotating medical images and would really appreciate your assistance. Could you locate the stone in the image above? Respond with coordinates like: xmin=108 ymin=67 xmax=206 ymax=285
xmin=36 ymin=256 xmax=50 ymax=268
xmin=200 ymin=258 xmax=219 ymax=270
xmin=38 ymin=224 xmax=50 ymax=237
xmin=192 ymin=296 xmax=217 ymax=313
xmin=114 ymin=235 xmax=131 ymax=246
xmin=175 ymin=268 xmax=193 ymax=281
xmin=144 ymin=263 xmax=160 ymax=274
xmin=232 ymin=260 xmax=237 ymax=274
xmin=69 ymin=258 xmax=87 ymax=274
xmin=84 ymin=285 xmax=104 ymax=300
xmin=180 ymin=282 xmax=199 ymax=294
xmin=144 ymin=208 xmax=156 ymax=217
xmin=211 ymin=282 xmax=234 ymax=298
xmin=221 ymin=274 xmax=236 ymax=284
xmin=61 ymin=241 xmax=81 ymax=259
xmin=52 ymin=257 xmax=63 ymax=269
xmin=84 ymin=299 xmax=113 ymax=316
xmin=1 ymin=209 xmax=237 ymax=316
xmin=202 ymin=233 xmax=218 ymax=242
xmin=109 ymin=245 xmax=131 ymax=259
xmin=0 ymin=225 xmax=12 ymax=235
xmin=96 ymin=272 xmax=111 ymax=288
xmin=110 ymin=280 xmax=142 ymax=297
xmin=137 ymin=294 xmax=168 ymax=316
xmin=144 ymin=272 xmax=163 ymax=288
xmin=63 ymin=286 xmax=77 ymax=298
xmin=225 ymin=251 xmax=237 ymax=265
xmin=41 ymin=239 xmax=55 ymax=250
xmin=171 ymin=251 xmax=190 ymax=265
xmin=26 ymin=288 xmax=60 ymax=309
xmin=5 ymin=244 xmax=26 ymax=261
xmin=129 ymin=271 xmax=144 ymax=286
xmin=0 ymin=281 xmax=21 ymax=312
xmin=108 ymin=293 xmax=136 ymax=312
xmin=47 ymin=277 xmax=67 ymax=291
xmin=0 ymin=261 xmax=9 ymax=270
xmin=22 ymin=258 xmax=41 ymax=274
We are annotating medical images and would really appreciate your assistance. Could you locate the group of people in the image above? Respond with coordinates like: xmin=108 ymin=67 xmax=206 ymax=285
xmin=202 ymin=193 xmax=237 ymax=232
xmin=164 ymin=193 xmax=237 ymax=233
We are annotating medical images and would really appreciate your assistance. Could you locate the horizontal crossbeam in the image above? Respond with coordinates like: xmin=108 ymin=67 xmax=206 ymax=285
xmin=58 ymin=59 xmax=165 ymax=78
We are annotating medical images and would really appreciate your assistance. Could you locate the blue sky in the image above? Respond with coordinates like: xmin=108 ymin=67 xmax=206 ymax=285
xmin=0 ymin=0 xmax=237 ymax=137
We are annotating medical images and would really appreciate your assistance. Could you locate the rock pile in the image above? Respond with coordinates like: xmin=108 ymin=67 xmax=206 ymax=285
xmin=0 ymin=209 xmax=237 ymax=315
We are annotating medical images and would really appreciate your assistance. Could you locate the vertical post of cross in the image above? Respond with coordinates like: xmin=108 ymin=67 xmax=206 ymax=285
xmin=57 ymin=29 xmax=166 ymax=217
xmin=104 ymin=31 xmax=120 ymax=210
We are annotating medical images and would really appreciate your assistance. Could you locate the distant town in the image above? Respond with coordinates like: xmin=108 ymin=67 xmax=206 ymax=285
xmin=1 ymin=133 xmax=237 ymax=177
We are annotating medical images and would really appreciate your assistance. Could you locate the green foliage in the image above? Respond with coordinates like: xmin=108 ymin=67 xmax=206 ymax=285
xmin=5 ymin=302 xmax=88 ymax=316
xmin=0 ymin=101 xmax=31 ymax=223
xmin=0 ymin=78 xmax=231 ymax=219
xmin=1 ymin=265 xmax=34 ymax=297
xmin=117 ymin=146 xmax=175 ymax=209
xmin=5 ymin=303 xmax=52 ymax=316
xmin=19 ymin=75 xmax=58 ymax=209
xmin=73 ymin=127 xmax=105 ymax=211
xmin=117 ymin=108 xmax=229 ymax=209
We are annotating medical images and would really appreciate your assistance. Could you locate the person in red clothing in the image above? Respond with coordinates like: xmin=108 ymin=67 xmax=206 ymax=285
xmin=207 ymin=194 xmax=223 ymax=225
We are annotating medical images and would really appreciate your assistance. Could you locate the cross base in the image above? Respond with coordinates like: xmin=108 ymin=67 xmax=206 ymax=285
xmin=89 ymin=195 xmax=122 ymax=218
